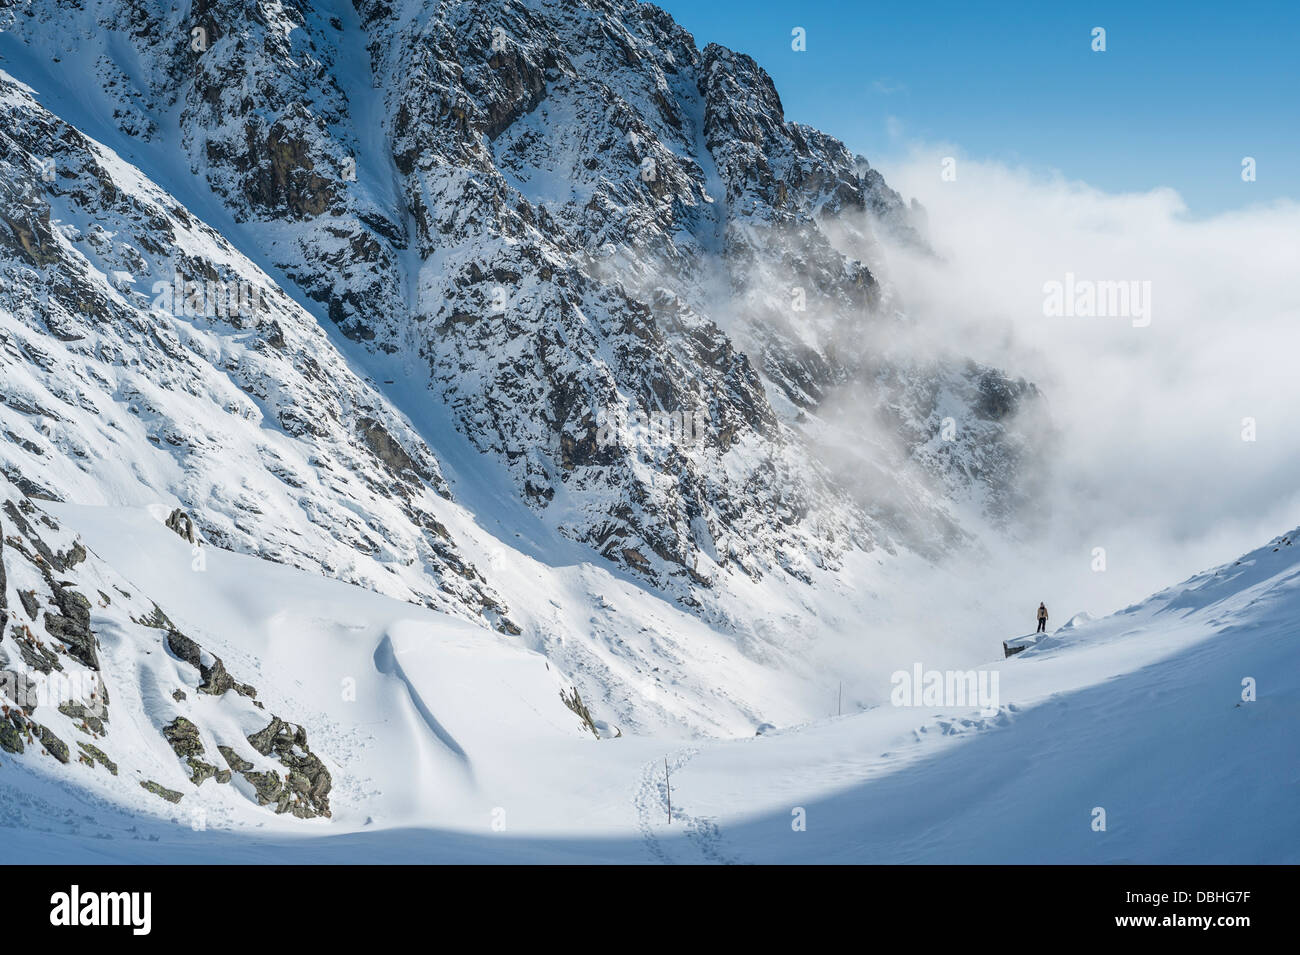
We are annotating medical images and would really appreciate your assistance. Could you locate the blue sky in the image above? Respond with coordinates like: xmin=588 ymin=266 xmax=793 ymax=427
xmin=652 ymin=0 xmax=1299 ymax=214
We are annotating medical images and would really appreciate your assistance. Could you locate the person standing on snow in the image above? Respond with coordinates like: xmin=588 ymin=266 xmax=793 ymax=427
xmin=1036 ymin=602 xmax=1049 ymax=634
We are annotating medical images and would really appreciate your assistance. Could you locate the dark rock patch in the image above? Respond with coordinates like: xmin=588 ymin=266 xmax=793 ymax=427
xmin=76 ymin=741 xmax=118 ymax=775
xmin=245 ymin=716 xmax=332 ymax=818
xmin=43 ymin=585 xmax=98 ymax=670
xmin=18 ymin=589 xmax=40 ymax=620
xmin=34 ymin=722 xmax=69 ymax=763
xmin=164 ymin=508 xmax=197 ymax=543
xmin=217 ymin=744 xmax=254 ymax=773
xmin=140 ymin=780 xmax=183 ymax=804
xmin=164 ymin=629 xmax=256 ymax=698
xmin=0 ymin=716 xmax=24 ymax=754
xmin=161 ymin=716 xmax=204 ymax=759
xmin=58 ymin=701 xmax=106 ymax=735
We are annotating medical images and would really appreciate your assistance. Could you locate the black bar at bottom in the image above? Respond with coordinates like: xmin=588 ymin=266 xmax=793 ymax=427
xmin=7 ymin=864 xmax=1286 ymax=941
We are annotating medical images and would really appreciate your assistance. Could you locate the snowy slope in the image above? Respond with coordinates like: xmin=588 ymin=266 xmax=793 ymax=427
xmin=3 ymin=497 xmax=1295 ymax=862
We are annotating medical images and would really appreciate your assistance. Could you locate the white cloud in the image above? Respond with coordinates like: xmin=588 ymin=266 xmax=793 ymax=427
xmin=871 ymin=148 xmax=1300 ymax=622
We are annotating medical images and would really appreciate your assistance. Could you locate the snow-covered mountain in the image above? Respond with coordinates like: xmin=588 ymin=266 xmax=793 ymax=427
xmin=0 ymin=0 xmax=1099 ymax=857
xmin=0 ymin=0 xmax=1049 ymax=739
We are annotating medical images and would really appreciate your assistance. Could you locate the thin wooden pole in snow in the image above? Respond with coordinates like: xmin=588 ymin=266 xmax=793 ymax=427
xmin=665 ymin=757 xmax=671 ymax=823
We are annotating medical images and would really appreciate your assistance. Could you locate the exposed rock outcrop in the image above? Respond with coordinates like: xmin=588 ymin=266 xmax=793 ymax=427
xmin=164 ymin=508 xmax=198 ymax=544
xmin=245 ymin=716 xmax=332 ymax=818
xmin=165 ymin=629 xmax=257 ymax=699
xmin=140 ymin=780 xmax=184 ymax=804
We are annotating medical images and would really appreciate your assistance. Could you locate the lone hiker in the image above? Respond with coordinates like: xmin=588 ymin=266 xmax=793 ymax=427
xmin=1036 ymin=602 xmax=1049 ymax=634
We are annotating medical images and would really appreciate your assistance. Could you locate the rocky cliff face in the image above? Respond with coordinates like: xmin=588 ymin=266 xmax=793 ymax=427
xmin=0 ymin=0 xmax=1045 ymax=729
xmin=0 ymin=54 xmax=519 ymax=627
xmin=0 ymin=481 xmax=334 ymax=819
